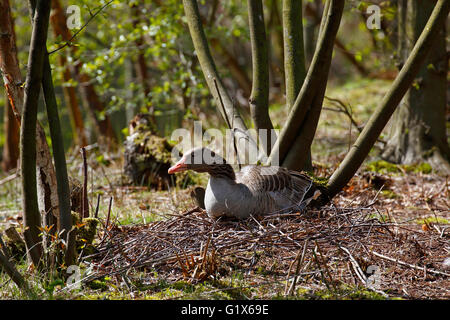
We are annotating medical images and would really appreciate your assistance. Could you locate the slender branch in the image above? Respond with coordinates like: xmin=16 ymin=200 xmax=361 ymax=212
xmin=182 ymin=0 xmax=248 ymax=134
xmin=48 ymin=0 xmax=113 ymax=55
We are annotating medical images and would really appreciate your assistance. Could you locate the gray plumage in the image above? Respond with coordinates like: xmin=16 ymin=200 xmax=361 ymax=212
xmin=169 ymin=147 xmax=319 ymax=219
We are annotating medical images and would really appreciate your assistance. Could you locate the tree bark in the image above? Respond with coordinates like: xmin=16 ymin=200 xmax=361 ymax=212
xmin=327 ymin=0 xmax=450 ymax=198
xmin=1 ymin=0 xmax=60 ymax=245
xmin=282 ymin=0 xmax=306 ymax=109
xmin=281 ymin=0 xmax=312 ymax=171
xmin=247 ymin=0 xmax=274 ymax=156
xmin=20 ymin=0 xmax=52 ymax=266
xmin=268 ymin=0 xmax=344 ymax=169
xmin=41 ymin=57 xmax=73 ymax=242
xmin=1 ymin=97 xmax=19 ymax=171
xmin=381 ymin=0 xmax=449 ymax=172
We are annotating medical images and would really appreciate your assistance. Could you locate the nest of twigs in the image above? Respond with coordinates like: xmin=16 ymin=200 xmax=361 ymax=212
xmin=86 ymin=200 xmax=449 ymax=299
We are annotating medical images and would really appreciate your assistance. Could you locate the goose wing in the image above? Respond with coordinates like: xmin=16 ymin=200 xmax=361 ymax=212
xmin=236 ymin=165 xmax=315 ymax=210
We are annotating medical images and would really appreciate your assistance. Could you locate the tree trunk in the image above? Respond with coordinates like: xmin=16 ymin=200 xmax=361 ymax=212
xmin=248 ymin=0 xmax=274 ymax=156
xmin=268 ymin=0 xmax=344 ymax=169
xmin=1 ymin=97 xmax=19 ymax=171
xmin=281 ymin=0 xmax=312 ymax=171
xmin=183 ymin=0 xmax=257 ymax=161
xmin=327 ymin=0 xmax=450 ymax=198
xmin=50 ymin=0 xmax=117 ymax=145
xmin=282 ymin=0 xmax=306 ymax=109
xmin=381 ymin=0 xmax=449 ymax=172
xmin=20 ymin=0 xmax=52 ymax=266
xmin=1 ymin=0 xmax=60 ymax=262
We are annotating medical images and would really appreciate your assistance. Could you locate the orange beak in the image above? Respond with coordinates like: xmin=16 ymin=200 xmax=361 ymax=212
xmin=168 ymin=158 xmax=188 ymax=174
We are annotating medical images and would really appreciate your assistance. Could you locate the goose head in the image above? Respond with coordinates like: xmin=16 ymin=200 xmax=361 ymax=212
xmin=168 ymin=147 xmax=235 ymax=179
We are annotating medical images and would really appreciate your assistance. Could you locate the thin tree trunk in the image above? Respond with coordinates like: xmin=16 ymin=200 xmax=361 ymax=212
xmin=183 ymin=0 xmax=251 ymax=149
xmin=20 ymin=0 xmax=52 ymax=266
xmin=248 ymin=0 xmax=274 ymax=156
xmin=281 ymin=0 xmax=312 ymax=171
xmin=41 ymin=57 xmax=73 ymax=243
xmin=268 ymin=0 xmax=344 ymax=168
xmin=1 ymin=97 xmax=19 ymax=171
xmin=327 ymin=0 xmax=450 ymax=198
xmin=266 ymin=0 xmax=285 ymax=93
xmin=1 ymin=0 xmax=60 ymax=248
xmin=282 ymin=0 xmax=306 ymax=109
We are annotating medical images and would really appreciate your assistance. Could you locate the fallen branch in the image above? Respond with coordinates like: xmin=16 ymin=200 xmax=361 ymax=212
xmin=371 ymin=251 xmax=450 ymax=278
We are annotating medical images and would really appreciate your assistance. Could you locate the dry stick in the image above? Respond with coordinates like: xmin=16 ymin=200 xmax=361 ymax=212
xmin=340 ymin=246 xmax=367 ymax=285
xmin=81 ymin=147 xmax=89 ymax=218
xmin=105 ymin=196 xmax=113 ymax=230
xmin=285 ymin=238 xmax=309 ymax=296
xmin=314 ymin=240 xmax=337 ymax=292
xmin=371 ymin=251 xmax=450 ymax=277
xmin=94 ymin=193 xmax=101 ymax=219
xmin=0 ymin=172 xmax=18 ymax=186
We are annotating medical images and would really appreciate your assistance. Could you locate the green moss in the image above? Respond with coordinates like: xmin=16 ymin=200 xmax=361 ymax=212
xmin=366 ymin=160 xmax=432 ymax=175
xmin=380 ymin=190 xmax=400 ymax=199
xmin=293 ymin=284 xmax=388 ymax=300
xmin=366 ymin=160 xmax=401 ymax=174
xmin=415 ymin=216 xmax=449 ymax=225
xmin=311 ymin=175 xmax=329 ymax=187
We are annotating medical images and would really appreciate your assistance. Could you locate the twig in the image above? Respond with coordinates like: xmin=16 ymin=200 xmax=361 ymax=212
xmin=81 ymin=147 xmax=89 ymax=218
xmin=285 ymin=239 xmax=309 ymax=296
xmin=48 ymin=1 xmax=114 ymax=55
xmin=94 ymin=193 xmax=101 ymax=219
xmin=372 ymin=251 xmax=450 ymax=277
xmin=0 ymin=172 xmax=18 ymax=186
xmin=105 ymin=197 xmax=113 ymax=230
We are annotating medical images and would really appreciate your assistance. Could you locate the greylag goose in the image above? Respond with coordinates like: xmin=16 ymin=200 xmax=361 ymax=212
xmin=168 ymin=147 xmax=320 ymax=219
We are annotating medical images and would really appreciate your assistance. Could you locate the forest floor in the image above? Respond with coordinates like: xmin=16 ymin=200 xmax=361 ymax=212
xmin=0 ymin=78 xmax=448 ymax=300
